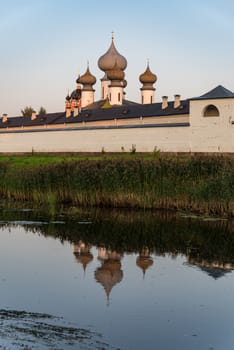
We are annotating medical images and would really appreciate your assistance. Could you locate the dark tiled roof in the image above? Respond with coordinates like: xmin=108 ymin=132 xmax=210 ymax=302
xmin=190 ymin=85 xmax=234 ymax=100
xmin=0 ymin=100 xmax=189 ymax=129
xmin=83 ymin=98 xmax=140 ymax=110
xmin=80 ymin=100 xmax=189 ymax=123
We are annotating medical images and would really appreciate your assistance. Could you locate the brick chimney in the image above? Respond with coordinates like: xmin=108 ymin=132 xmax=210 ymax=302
xmin=162 ymin=96 xmax=168 ymax=110
xmin=174 ymin=95 xmax=181 ymax=109
xmin=31 ymin=111 xmax=37 ymax=120
xmin=2 ymin=114 xmax=8 ymax=123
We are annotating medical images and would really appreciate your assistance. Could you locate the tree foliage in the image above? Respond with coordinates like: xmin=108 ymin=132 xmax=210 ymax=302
xmin=38 ymin=106 xmax=47 ymax=115
xmin=21 ymin=106 xmax=35 ymax=117
xmin=21 ymin=106 xmax=47 ymax=116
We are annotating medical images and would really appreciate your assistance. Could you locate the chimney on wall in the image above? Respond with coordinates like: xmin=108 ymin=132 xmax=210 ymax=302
xmin=2 ymin=114 xmax=8 ymax=123
xmin=66 ymin=108 xmax=71 ymax=118
xmin=31 ymin=111 xmax=37 ymax=120
xmin=162 ymin=96 xmax=168 ymax=110
xmin=174 ymin=95 xmax=181 ymax=109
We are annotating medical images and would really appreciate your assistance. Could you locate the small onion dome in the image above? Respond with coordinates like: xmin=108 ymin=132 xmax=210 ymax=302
xmin=98 ymin=37 xmax=127 ymax=72
xmin=136 ymin=256 xmax=153 ymax=276
xmin=107 ymin=61 xmax=125 ymax=81
xmin=66 ymin=94 xmax=71 ymax=101
xmin=74 ymin=252 xmax=93 ymax=271
xmin=78 ymin=67 xmax=96 ymax=86
xmin=70 ymin=88 xmax=81 ymax=100
xmin=139 ymin=63 xmax=157 ymax=85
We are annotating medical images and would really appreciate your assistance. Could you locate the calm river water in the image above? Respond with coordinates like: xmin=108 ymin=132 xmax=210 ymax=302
xmin=0 ymin=207 xmax=234 ymax=349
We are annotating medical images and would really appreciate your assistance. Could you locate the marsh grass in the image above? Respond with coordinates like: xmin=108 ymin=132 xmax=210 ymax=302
xmin=0 ymin=155 xmax=233 ymax=217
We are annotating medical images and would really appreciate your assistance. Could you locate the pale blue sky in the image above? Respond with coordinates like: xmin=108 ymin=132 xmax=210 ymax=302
xmin=0 ymin=0 xmax=234 ymax=115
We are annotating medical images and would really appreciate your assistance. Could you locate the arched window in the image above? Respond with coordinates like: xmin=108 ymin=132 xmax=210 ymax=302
xmin=203 ymin=104 xmax=220 ymax=117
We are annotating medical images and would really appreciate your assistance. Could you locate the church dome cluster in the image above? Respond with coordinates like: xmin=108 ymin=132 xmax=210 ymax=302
xmin=65 ymin=34 xmax=157 ymax=115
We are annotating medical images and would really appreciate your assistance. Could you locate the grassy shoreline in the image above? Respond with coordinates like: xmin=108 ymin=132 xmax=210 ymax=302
xmin=0 ymin=154 xmax=233 ymax=217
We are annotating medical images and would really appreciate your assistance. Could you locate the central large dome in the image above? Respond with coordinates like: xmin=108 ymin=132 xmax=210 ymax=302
xmin=98 ymin=37 xmax=127 ymax=72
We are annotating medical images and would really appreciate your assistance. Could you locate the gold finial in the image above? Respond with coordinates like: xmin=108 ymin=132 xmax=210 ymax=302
xmin=147 ymin=58 xmax=149 ymax=67
xmin=87 ymin=59 xmax=89 ymax=68
xmin=111 ymin=31 xmax=114 ymax=41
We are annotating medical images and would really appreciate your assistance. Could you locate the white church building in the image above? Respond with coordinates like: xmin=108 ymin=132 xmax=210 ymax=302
xmin=0 ymin=36 xmax=233 ymax=153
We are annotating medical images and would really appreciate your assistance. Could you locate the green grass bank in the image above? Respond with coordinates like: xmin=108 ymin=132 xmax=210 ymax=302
xmin=0 ymin=154 xmax=233 ymax=217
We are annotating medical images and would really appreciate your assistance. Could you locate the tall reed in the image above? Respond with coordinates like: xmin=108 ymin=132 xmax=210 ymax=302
xmin=0 ymin=156 xmax=233 ymax=217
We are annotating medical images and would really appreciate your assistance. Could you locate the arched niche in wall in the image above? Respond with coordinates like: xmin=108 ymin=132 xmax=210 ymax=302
xmin=203 ymin=104 xmax=220 ymax=117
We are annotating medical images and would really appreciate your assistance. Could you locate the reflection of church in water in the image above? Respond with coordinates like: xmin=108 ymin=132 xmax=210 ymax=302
xmin=73 ymin=241 xmax=234 ymax=301
xmin=73 ymin=241 xmax=154 ymax=303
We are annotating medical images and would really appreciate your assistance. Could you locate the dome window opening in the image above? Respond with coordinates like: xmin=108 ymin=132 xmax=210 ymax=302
xmin=203 ymin=104 xmax=220 ymax=117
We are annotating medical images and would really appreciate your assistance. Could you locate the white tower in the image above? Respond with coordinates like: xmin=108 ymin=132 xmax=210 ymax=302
xmin=78 ymin=65 xmax=96 ymax=108
xmin=107 ymin=62 xmax=125 ymax=105
xmin=139 ymin=62 xmax=157 ymax=104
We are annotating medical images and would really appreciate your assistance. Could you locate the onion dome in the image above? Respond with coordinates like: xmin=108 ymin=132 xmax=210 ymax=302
xmin=107 ymin=61 xmax=125 ymax=81
xmin=98 ymin=35 xmax=127 ymax=72
xmin=78 ymin=66 xmax=96 ymax=86
xmin=65 ymin=93 xmax=71 ymax=101
xmin=70 ymin=88 xmax=81 ymax=100
xmin=139 ymin=63 xmax=157 ymax=85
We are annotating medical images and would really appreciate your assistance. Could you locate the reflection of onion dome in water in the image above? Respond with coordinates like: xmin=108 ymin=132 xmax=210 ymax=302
xmin=136 ymin=247 xmax=154 ymax=278
xmin=95 ymin=259 xmax=123 ymax=304
xmin=98 ymin=35 xmax=127 ymax=72
xmin=74 ymin=252 xmax=93 ymax=272
xmin=73 ymin=242 xmax=93 ymax=272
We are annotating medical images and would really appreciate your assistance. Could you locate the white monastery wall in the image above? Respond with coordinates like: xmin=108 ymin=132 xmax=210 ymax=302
xmin=190 ymin=99 xmax=234 ymax=152
xmin=0 ymin=125 xmax=190 ymax=153
xmin=0 ymin=100 xmax=233 ymax=153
